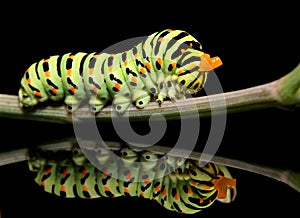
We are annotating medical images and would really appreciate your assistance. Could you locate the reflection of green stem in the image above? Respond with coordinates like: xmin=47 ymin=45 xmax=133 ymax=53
xmin=0 ymin=62 xmax=299 ymax=123
xmin=287 ymin=171 xmax=300 ymax=193
xmin=0 ymin=138 xmax=299 ymax=193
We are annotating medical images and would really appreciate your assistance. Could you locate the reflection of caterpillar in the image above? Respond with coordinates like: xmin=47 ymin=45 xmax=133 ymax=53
xmin=28 ymin=145 xmax=236 ymax=214
xmin=19 ymin=29 xmax=222 ymax=113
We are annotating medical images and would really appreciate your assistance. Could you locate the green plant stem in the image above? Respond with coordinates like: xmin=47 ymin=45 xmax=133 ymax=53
xmin=278 ymin=63 xmax=300 ymax=105
xmin=1 ymin=62 xmax=300 ymax=123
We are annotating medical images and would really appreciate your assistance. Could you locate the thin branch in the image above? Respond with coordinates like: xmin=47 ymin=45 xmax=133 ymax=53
xmin=0 ymin=64 xmax=300 ymax=123
xmin=0 ymin=138 xmax=299 ymax=193
xmin=1 ymin=63 xmax=300 ymax=123
xmin=0 ymin=81 xmax=285 ymax=123
xmin=1 ymin=62 xmax=300 ymax=123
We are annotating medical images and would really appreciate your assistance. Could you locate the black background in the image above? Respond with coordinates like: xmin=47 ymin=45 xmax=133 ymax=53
xmin=0 ymin=3 xmax=300 ymax=218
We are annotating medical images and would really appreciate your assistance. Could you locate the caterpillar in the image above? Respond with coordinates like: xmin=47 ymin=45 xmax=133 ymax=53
xmin=19 ymin=29 xmax=222 ymax=114
xmin=28 ymin=144 xmax=236 ymax=214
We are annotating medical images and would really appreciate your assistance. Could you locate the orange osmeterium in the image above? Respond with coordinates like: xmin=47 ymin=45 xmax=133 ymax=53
xmin=199 ymin=53 xmax=223 ymax=72
xmin=211 ymin=176 xmax=236 ymax=199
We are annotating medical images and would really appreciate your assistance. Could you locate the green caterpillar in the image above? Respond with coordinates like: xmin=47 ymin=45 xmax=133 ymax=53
xmin=28 ymin=145 xmax=236 ymax=214
xmin=19 ymin=29 xmax=222 ymax=113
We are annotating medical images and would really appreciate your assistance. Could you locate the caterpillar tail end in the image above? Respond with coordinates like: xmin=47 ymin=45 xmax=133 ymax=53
xmin=18 ymin=87 xmax=37 ymax=110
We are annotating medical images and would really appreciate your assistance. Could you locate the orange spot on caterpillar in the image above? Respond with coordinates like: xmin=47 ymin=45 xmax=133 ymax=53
xmin=190 ymin=42 xmax=193 ymax=47
xmin=69 ymin=55 xmax=75 ymax=59
xmin=108 ymin=65 xmax=113 ymax=72
xmin=157 ymin=58 xmax=162 ymax=66
xmin=174 ymin=193 xmax=179 ymax=200
xmin=93 ymin=54 xmax=99 ymax=58
xmin=43 ymin=58 xmax=49 ymax=63
xmin=199 ymin=199 xmax=204 ymax=204
xmin=41 ymin=181 xmax=46 ymax=187
xmin=145 ymin=62 xmax=152 ymax=71
xmin=60 ymin=186 xmax=66 ymax=192
xmin=143 ymin=178 xmax=150 ymax=185
xmin=126 ymin=172 xmax=133 ymax=180
xmin=131 ymin=76 xmax=137 ymax=83
xmin=124 ymin=60 xmax=128 ymax=67
xmin=89 ymin=68 xmax=94 ymax=75
xmin=177 ymin=70 xmax=183 ymax=75
xmin=35 ymin=92 xmax=42 ymax=97
xmin=190 ymin=181 xmax=198 ymax=186
xmin=171 ymin=62 xmax=176 ymax=69
xmin=26 ymin=78 xmax=31 ymax=84
xmin=154 ymin=185 xmax=161 ymax=192
xmin=81 ymin=168 xmax=87 ymax=176
xmin=162 ymin=188 xmax=167 ymax=196
xmin=45 ymin=167 xmax=52 ymax=174
xmin=140 ymin=67 xmax=146 ymax=74
xmin=114 ymin=83 xmax=121 ymax=91
xmin=70 ymin=86 xmax=76 ymax=94
xmin=67 ymin=69 xmax=72 ymax=76
xmin=180 ymin=49 xmax=185 ymax=54
xmin=140 ymin=192 xmax=145 ymax=197
xmin=51 ymin=87 xmax=58 ymax=95
xmin=104 ymin=186 xmax=110 ymax=191
xmin=92 ymin=86 xmax=98 ymax=93
xmin=203 ymin=184 xmax=212 ymax=190
xmin=187 ymin=188 xmax=192 ymax=194
xmin=45 ymin=71 xmax=50 ymax=78
xmin=82 ymin=185 xmax=88 ymax=191
xmin=62 ymin=169 xmax=68 ymax=176
xmin=124 ymin=188 xmax=130 ymax=193
xmin=167 ymin=29 xmax=173 ymax=32
xmin=103 ymin=170 xmax=109 ymax=177
xmin=158 ymin=37 xmax=163 ymax=43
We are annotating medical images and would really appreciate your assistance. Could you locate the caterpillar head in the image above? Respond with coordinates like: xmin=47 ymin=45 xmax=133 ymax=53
xmin=177 ymin=51 xmax=223 ymax=95
xmin=28 ymin=155 xmax=46 ymax=172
